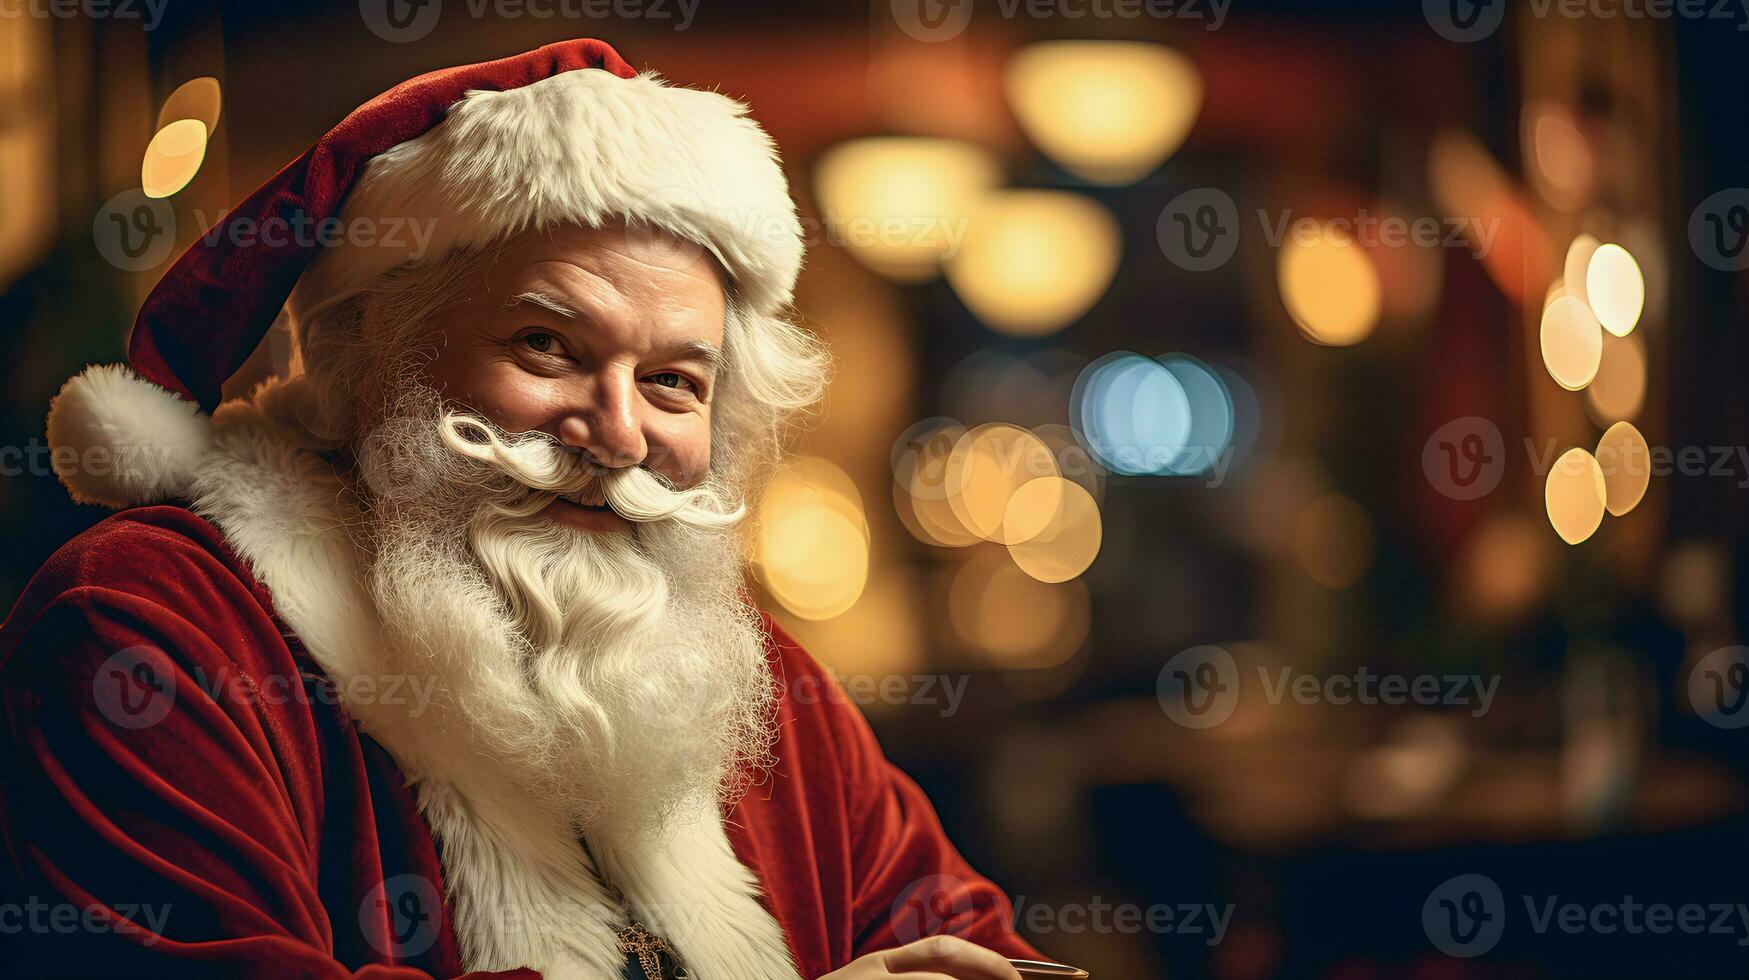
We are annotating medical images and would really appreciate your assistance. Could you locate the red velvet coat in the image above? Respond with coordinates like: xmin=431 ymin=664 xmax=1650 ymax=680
xmin=0 ymin=506 xmax=1041 ymax=977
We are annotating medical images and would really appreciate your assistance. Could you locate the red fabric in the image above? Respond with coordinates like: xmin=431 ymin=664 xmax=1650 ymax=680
xmin=0 ymin=507 xmax=1041 ymax=977
xmin=128 ymin=39 xmax=638 ymax=414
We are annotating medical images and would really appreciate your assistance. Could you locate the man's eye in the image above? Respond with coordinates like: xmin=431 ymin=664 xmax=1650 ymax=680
xmin=521 ymin=332 xmax=559 ymax=354
xmin=645 ymin=371 xmax=692 ymax=391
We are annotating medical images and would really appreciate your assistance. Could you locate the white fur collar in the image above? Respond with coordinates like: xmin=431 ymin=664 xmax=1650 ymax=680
xmin=46 ymin=365 xmax=801 ymax=980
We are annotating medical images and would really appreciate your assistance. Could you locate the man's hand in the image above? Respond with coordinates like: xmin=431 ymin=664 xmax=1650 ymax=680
xmin=818 ymin=935 xmax=1025 ymax=979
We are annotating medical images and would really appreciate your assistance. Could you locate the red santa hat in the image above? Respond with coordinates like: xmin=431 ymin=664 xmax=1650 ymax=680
xmin=49 ymin=38 xmax=803 ymax=508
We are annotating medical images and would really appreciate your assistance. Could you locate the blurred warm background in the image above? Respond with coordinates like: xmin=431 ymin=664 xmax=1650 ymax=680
xmin=3 ymin=1 xmax=1747 ymax=976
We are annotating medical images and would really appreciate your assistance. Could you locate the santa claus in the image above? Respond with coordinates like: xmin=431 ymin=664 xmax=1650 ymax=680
xmin=0 ymin=39 xmax=1053 ymax=980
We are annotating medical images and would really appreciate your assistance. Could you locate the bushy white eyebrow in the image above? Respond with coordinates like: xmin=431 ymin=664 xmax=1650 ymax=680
xmin=504 ymin=290 xmax=579 ymax=319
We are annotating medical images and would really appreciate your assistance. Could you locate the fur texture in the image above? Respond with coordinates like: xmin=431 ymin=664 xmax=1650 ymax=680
xmin=288 ymin=68 xmax=804 ymax=342
xmin=45 ymin=364 xmax=214 ymax=507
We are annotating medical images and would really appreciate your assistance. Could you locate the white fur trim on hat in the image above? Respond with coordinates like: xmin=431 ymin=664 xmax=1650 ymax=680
xmin=45 ymin=364 xmax=214 ymax=508
xmin=289 ymin=68 xmax=803 ymax=331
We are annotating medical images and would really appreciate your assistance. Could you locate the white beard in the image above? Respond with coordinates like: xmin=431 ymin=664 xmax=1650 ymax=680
xmin=182 ymin=375 xmax=804 ymax=979
xmin=351 ymin=387 xmax=776 ymax=850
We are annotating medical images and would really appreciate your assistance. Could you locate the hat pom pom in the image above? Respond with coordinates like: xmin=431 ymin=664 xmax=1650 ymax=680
xmin=46 ymin=364 xmax=213 ymax=508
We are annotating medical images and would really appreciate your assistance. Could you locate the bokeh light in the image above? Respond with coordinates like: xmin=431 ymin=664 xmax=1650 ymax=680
xmin=945 ymin=190 xmax=1121 ymax=336
xmin=944 ymin=423 xmax=1060 ymax=543
xmin=1072 ymin=352 xmax=1190 ymax=476
xmin=1031 ymin=422 xmax=1106 ymax=505
xmin=813 ymin=137 xmax=1000 ymax=282
xmin=891 ymin=417 xmax=981 ymax=548
xmin=1277 ymin=229 xmax=1381 ymax=346
xmin=1461 ymin=513 xmax=1550 ymax=620
xmin=1563 ymin=234 xmax=1600 ymax=309
xmin=141 ymin=118 xmax=208 ymax=199
xmin=1158 ymin=354 xmax=1235 ymax=476
xmin=1586 ymin=243 xmax=1645 ymax=337
xmin=1005 ymin=40 xmax=1201 ymax=185
xmin=1584 ymin=331 xmax=1647 ymax=424
xmin=1004 ymin=478 xmax=1103 ymax=583
xmin=756 ymin=457 xmax=870 ymax=619
xmin=157 ymin=76 xmax=222 ymax=133
xmin=1544 ymin=447 xmax=1607 ymax=545
xmin=1524 ymin=101 xmax=1595 ymax=211
xmin=1595 ymin=420 xmax=1651 ymax=517
xmin=948 ymin=552 xmax=1091 ymax=667
xmin=1540 ymin=294 xmax=1603 ymax=390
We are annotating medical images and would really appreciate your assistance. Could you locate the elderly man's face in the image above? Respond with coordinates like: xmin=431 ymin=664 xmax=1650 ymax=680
xmin=422 ymin=223 xmax=726 ymax=531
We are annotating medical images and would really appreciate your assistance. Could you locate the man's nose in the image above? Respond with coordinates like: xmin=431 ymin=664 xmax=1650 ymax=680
xmin=555 ymin=373 xmax=648 ymax=469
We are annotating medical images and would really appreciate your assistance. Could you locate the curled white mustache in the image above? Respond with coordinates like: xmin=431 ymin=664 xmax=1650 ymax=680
xmin=437 ymin=412 xmax=744 ymax=529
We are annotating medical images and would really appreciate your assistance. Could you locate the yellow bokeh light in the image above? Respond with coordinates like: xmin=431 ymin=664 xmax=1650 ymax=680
xmin=1542 ymin=279 xmax=1567 ymax=313
xmin=1294 ymin=493 xmax=1375 ymax=588
xmin=1462 ymin=513 xmax=1548 ymax=619
xmin=1584 ymin=331 xmax=1647 ymax=424
xmin=1562 ymin=234 xmax=1599 ymax=309
xmin=948 ymin=554 xmax=1090 ymax=668
xmin=157 ymin=76 xmax=222 ymax=133
xmin=944 ymin=190 xmax=1121 ymax=336
xmin=1525 ymin=102 xmax=1594 ymax=211
xmin=1277 ymin=230 xmax=1381 ymax=346
xmin=1540 ymin=294 xmax=1603 ymax=390
xmin=756 ymin=458 xmax=869 ymax=620
xmin=945 ymin=423 xmax=1060 ymax=543
xmin=141 ymin=118 xmax=208 ymax=199
xmin=1544 ymin=447 xmax=1607 ymax=545
xmin=1005 ymin=478 xmax=1103 ymax=583
xmin=1586 ymin=243 xmax=1645 ymax=338
xmin=1595 ymin=420 xmax=1651 ymax=517
xmin=1031 ymin=422 xmax=1105 ymax=504
xmin=813 ymin=137 xmax=1000 ymax=282
xmin=892 ymin=419 xmax=981 ymax=548
xmin=1005 ymin=40 xmax=1202 ymax=185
